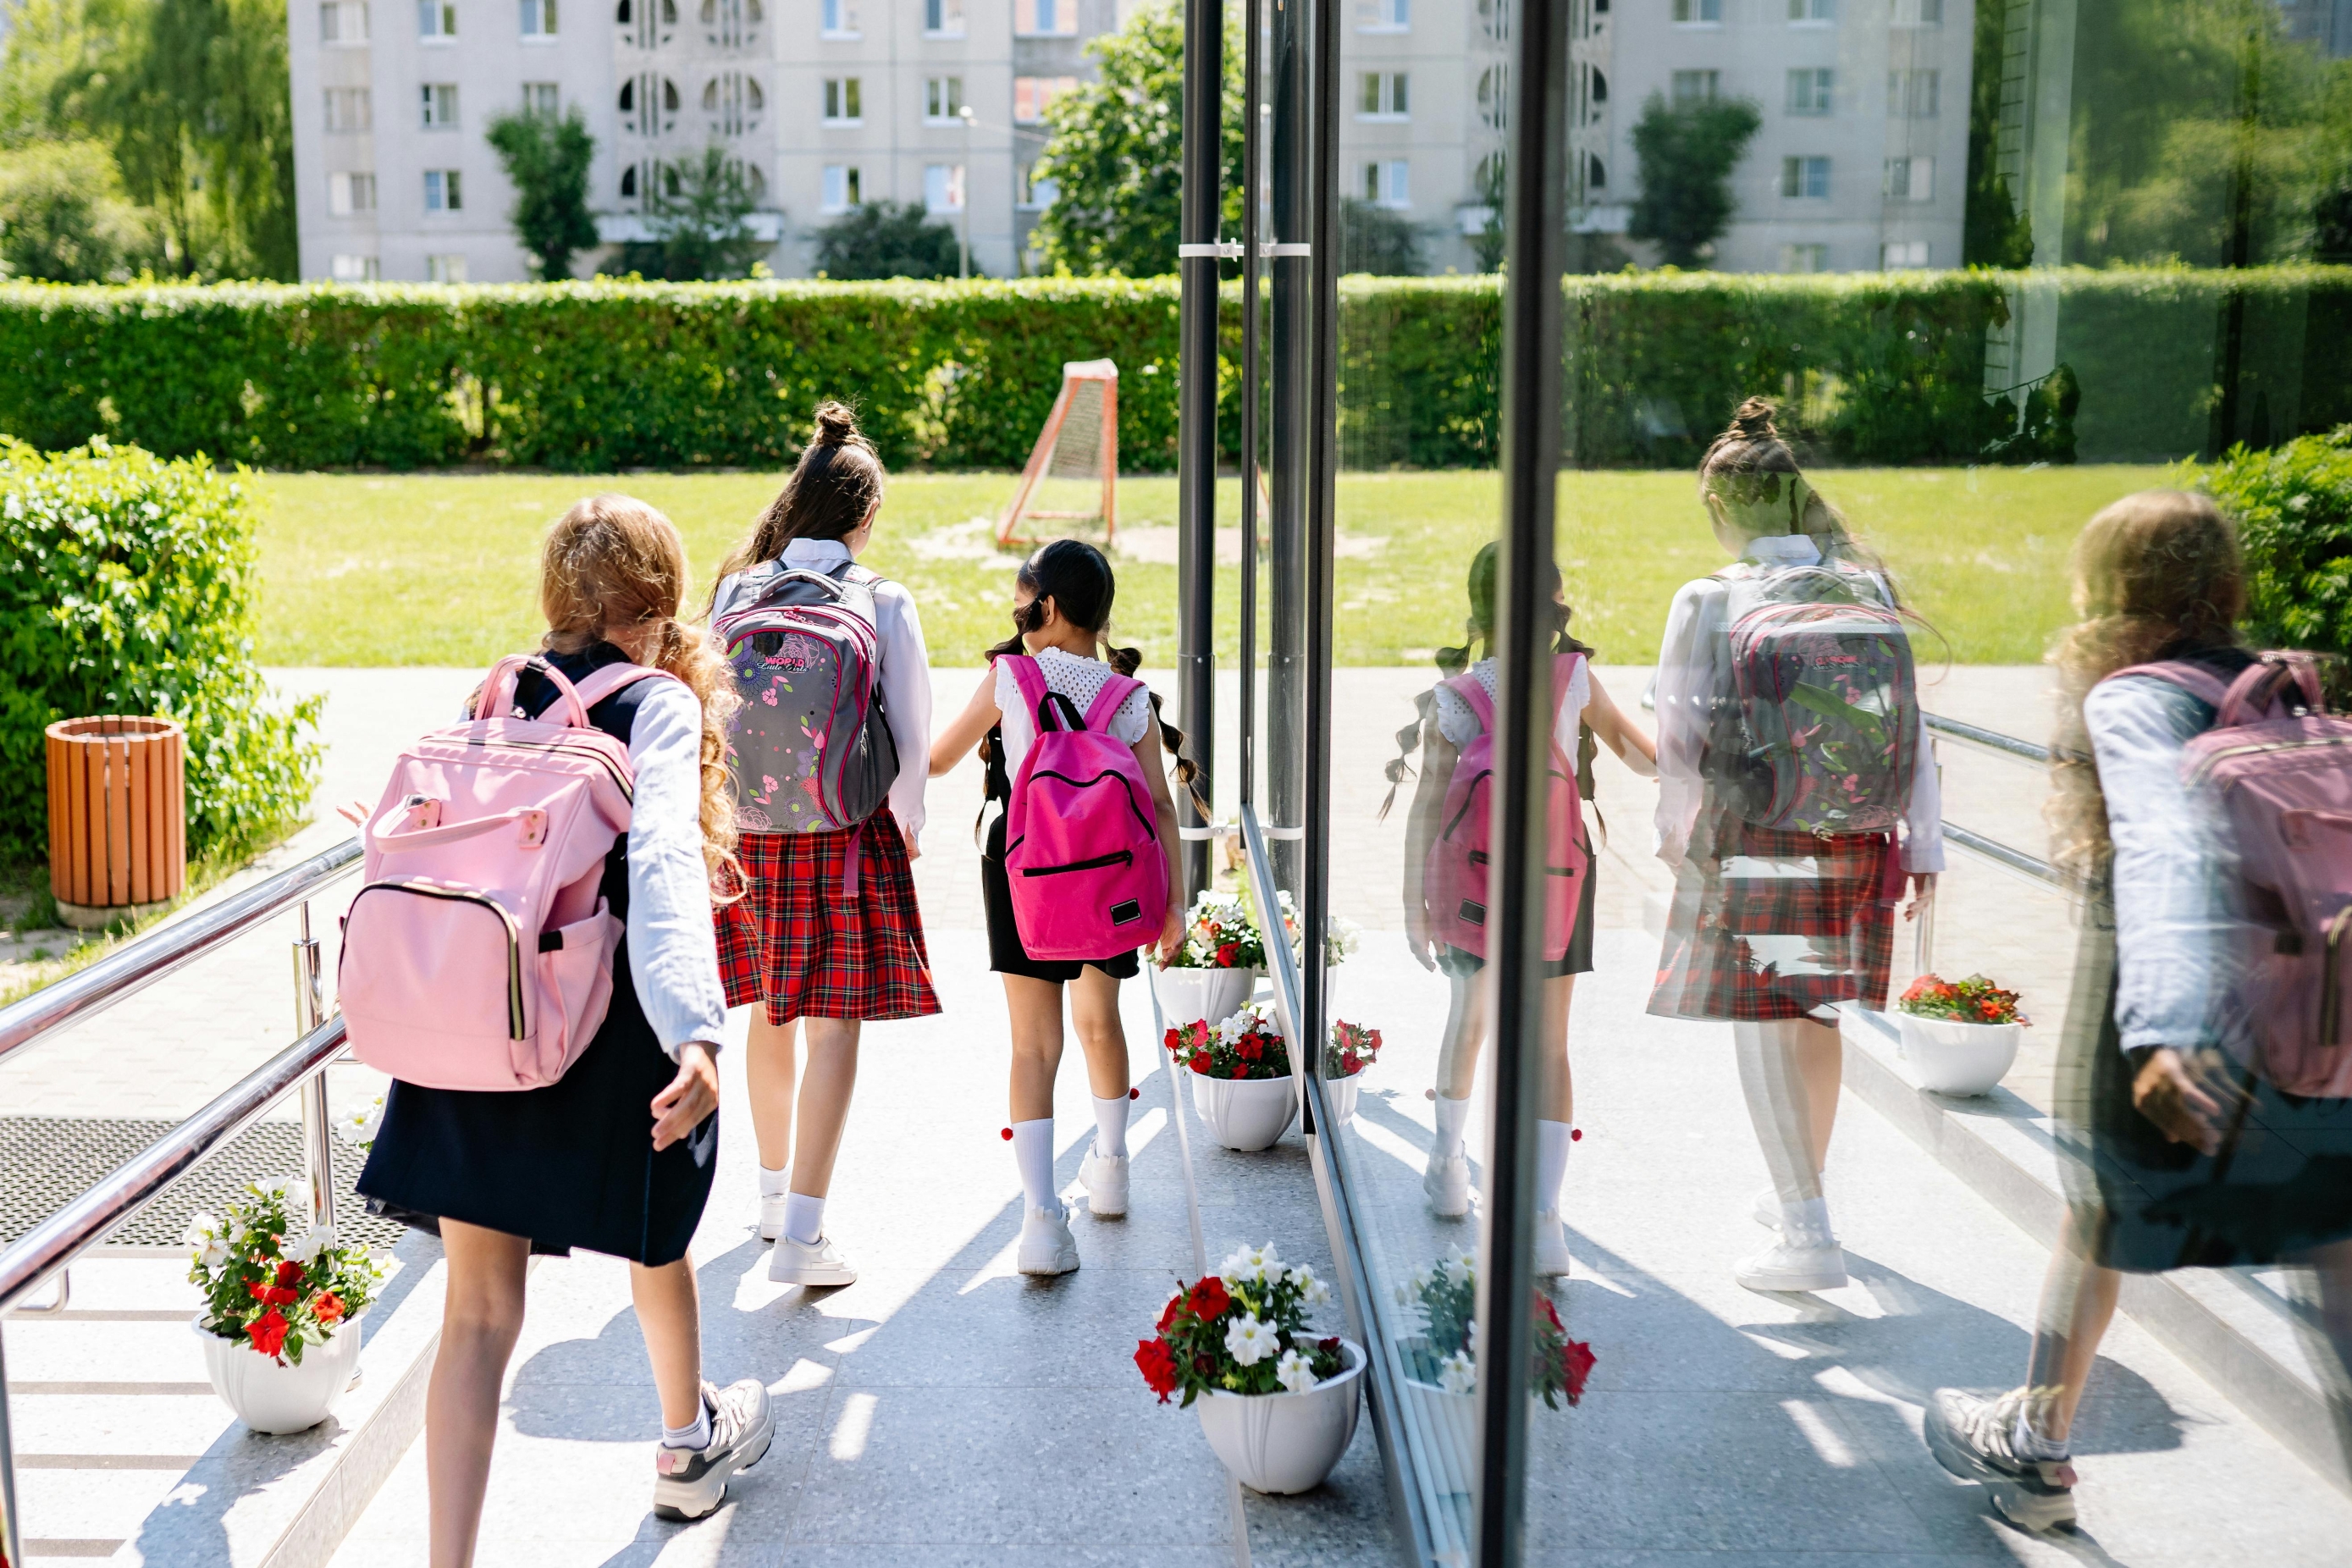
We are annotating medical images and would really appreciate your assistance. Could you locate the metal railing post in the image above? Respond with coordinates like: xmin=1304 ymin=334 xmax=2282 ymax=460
xmin=295 ymin=901 xmax=336 ymax=1233
xmin=2 ymin=1319 xmax=19 ymax=1568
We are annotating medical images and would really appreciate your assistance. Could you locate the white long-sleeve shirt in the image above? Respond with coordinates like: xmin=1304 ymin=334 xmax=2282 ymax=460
xmin=777 ymin=537 xmax=934 ymax=847
xmin=1651 ymin=533 xmax=1944 ymax=871
xmin=625 ymin=678 xmax=731 ymax=1059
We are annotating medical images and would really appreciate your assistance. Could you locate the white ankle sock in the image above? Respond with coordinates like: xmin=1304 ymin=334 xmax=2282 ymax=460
xmin=1778 ymin=1195 xmax=1836 ymax=1248
xmin=783 ymin=1192 xmax=825 ymax=1247
xmin=1012 ymin=1118 xmax=1057 ymax=1212
xmin=1090 ymin=1094 xmax=1131 ymax=1159
xmin=758 ymin=1164 xmax=789 ymax=1199
xmin=1433 ymin=1094 xmax=1471 ymax=1159
xmin=2012 ymin=1407 xmax=2069 ymax=1460
xmin=1537 ymin=1120 xmax=1572 ymax=1215
xmin=661 ymin=1405 xmax=711 ymax=1450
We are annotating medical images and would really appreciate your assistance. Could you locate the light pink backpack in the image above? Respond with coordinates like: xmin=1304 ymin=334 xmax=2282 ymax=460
xmin=2107 ymin=652 xmax=2352 ymax=1098
xmin=338 ymin=654 xmax=681 ymax=1091
xmin=1000 ymin=655 xmax=1170 ymax=961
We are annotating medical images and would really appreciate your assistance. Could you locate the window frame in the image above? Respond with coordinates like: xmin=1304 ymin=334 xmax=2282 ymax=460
xmin=518 ymin=0 xmax=559 ymax=36
xmin=422 ymin=168 xmax=464 ymax=212
xmin=923 ymin=161 xmax=967 ymax=213
xmin=923 ymin=75 xmax=966 ymax=124
xmin=1670 ymin=69 xmax=1719 ymax=107
xmin=1780 ymin=154 xmax=1830 ymax=199
xmin=924 ymin=0 xmax=966 ymax=36
xmin=821 ymin=163 xmax=862 ymax=213
xmin=417 ymin=0 xmax=457 ymax=39
xmin=320 ymin=0 xmax=371 ymax=44
xmin=420 ymin=82 xmax=460 ymax=130
xmin=1357 ymin=69 xmax=1409 ymax=120
xmin=1785 ymin=67 xmax=1832 ymax=115
xmin=1671 ymin=0 xmax=1723 ymax=26
xmin=821 ymin=76 xmax=863 ymax=125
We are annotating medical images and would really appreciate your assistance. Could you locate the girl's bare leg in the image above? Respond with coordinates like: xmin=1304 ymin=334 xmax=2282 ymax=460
xmin=428 ymin=1221 xmax=531 ymax=1568
xmin=1435 ymin=969 xmax=1488 ymax=1102
xmin=1005 ymin=974 xmax=1067 ymax=1123
xmin=1734 ymin=1018 xmax=1830 ymax=1206
xmin=1067 ymin=967 xmax=1130 ymax=1101
xmin=629 ymin=1255 xmax=705 ymax=1431
xmin=789 ymin=1019 xmax=862 ymax=1200
xmin=1543 ymin=974 xmax=1577 ymax=1124
xmin=745 ymin=1012 xmax=798 ymax=1173
xmin=2022 ymin=1217 xmax=2123 ymax=1442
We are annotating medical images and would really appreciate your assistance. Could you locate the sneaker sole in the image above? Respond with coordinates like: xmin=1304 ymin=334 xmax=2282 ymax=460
xmin=1019 ymin=1249 xmax=1080 ymax=1276
xmin=1533 ymin=1251 xmax=1572 ymax=1278
xmin=1924 ymin=1407 xmax=2077 ymax=1533
xmin=1424 ymin=1180 xmax=1471 ymax=1219
xmin=1735 ymin=1263 xmax=1847 ymax=1293
xmin=650 ymin=1413 xmax=776 ymax=1522
xmin=767 ymin=1254 xmax=857 ymax=1287
xmin=1083 ymin=1194 xmax=1129 ymax=1217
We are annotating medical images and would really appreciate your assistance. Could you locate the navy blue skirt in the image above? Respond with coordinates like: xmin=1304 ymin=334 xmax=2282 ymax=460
xmin=356 ymin=939 xmax=718 ymax=1267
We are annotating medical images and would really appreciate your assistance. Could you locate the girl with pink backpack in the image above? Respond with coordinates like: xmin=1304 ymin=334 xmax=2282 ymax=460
xmin=929 ymin=541 xmax=1190 ymax=1276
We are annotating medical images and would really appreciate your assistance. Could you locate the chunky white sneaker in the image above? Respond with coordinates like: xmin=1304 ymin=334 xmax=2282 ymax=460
xmin=1018 ymin=1203 xmax=1080 ymax=1275
xmin=758 ymin=1193 xmax=789 ymax=1244
xmin=1533 ymin=1210 xmax=1572 ymax=1277
xmin=1925 ymin=1387 xmax=2079 ymax=1532
xmin=1735 ymin=1237 xmax=1847 ymax=1294
xmin=651 ymin=1378 xmax=774 ymax=1521
xmin=1752 ymin=1188 xmax=1782 ymax=1230
xmin=767 ymin=1233 xmax=857 ymax=1287
xmin=1423 ymin=1150 xmax=1471 ymax=1218
xmin=1078 ymin=1151 xmax=1129 ymax=1217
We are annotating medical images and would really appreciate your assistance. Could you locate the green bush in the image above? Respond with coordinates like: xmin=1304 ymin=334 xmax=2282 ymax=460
xmin=0 ymin=439 xmax=320 ymax=862
xmin=2175 ymin=426 xmax=2352 ymax=657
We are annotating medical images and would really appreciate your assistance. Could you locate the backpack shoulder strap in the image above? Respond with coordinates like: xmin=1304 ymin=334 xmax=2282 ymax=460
xmin=571 ymin=662 xmax=685 ymax=713
xmin=1002 ymin=654 xmax=1049 ymax=723
xmin=1444 ymin=670 xmax=1496 ymax=736
xmin=1082 ymin=671 xmax=1145 ymax=734
xmin=2105 ymin=660 xmax=2233 ymax=715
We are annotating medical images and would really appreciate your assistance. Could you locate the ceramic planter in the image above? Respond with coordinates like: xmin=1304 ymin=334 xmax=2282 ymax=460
xmin=1152 ymin=965 xmax=1258 ymax=1031
xmin=1190 ymin=1071 xmax=1299 ymax=1151
xmin=1397 ymin=1335 xmax=1479 ymax=1499
xmin=1897 ymin=1013 xmax=2022 ymax=1097
xmin=195 ymin=1314 xmax=362 ymax=1434
xmin=1323 ymin=1070 xmax=1363 ymax=1129
xmin=1194 ymin=1338 xmax=1365 ymax=1494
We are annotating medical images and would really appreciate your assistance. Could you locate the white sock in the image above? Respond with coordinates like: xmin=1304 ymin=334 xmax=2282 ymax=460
xmin=1091 ymin=1094 xmax=1131 ymax=1159
xmin=783 ymin=1192 xmax=825 ymax=1247
xmin=1433 ymin=1094 xmax=1471 ymax=1159
xmin=660 ymin=1405 xmax=711 ymax=1450
xmin=2012 ymin=1406 xmax=2069 ymax=1460
xmin=758 ymin=1164 xmax=790 ymax=1199
xmin=1012 ymin=1118 xmax=1058 ymax=1212
xmin=1779 ymin=1195 xmax=1836 ymax=1248
xmin=1537 ymin=1120 xmax=1572 ymax=1216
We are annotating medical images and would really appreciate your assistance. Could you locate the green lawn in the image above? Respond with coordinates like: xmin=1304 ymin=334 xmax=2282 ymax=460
xmin=255 ymin=464 xmax=2171 ymax=668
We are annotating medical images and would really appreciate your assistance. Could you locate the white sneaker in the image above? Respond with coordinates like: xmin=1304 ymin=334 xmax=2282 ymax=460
xmin=758 ymin=1193 xmax=789 ymax=1243
xmin=1018 ymin=1203 xmax=1080 ymax=1275
xmin=1735 ymin=1238 xmax=1847 ymax=1294
xmin=1533 ymin=1210 xmax=1572 ymax=1277
xmin=768 ymin=1233 xmax=857 ymax=1287
xmin=1423 ymin=1150 xmax=1471 ymax=1218
xmin=651 ymin=1378 xmax=774 ymax=1521
xmin=1752 ymin=1188 xmax=1782 ymax=1230
xmin=1078 ymin=1151 xmax=1129 ymax=1217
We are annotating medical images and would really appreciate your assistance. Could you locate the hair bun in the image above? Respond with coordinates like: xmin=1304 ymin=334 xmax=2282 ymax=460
xmin=811 ymin=400 xmax=861 ymax=444
xmin=1727 ymin=396 xmax=1780 ymax=441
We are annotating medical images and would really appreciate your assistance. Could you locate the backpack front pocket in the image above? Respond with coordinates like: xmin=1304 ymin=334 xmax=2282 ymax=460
xmin=339 ymin=881 xmax=528 ymax=1090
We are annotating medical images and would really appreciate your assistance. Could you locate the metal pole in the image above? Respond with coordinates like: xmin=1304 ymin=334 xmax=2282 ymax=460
xmin=1237 ymin=0 xmax=1262 ymax=804
xmin=1266 ymin=0 xmax=1309 ymax=892
xmin=1 ymin=1323 xmax=19 ymax=1568
xmin=1175 ymin=0 xmax=1224 ymax=899
xmin=1304 ymin=0 xmax=1340 ymax=1133
xmin=958 ymin=104 xmax=975 ymax=280
xmin=294 ymin=901 xmax=336 ymax=1234
xmin=1475 ymin=0 xmax=1571 ymax=1556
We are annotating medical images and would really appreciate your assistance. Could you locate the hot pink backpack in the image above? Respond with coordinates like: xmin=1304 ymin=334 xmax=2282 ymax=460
xmin=2108 ymin=652 xmax=2352 ymax=1098
xmin=338 ymin=654 xmax=681 ymax=1091
xmin=1424 ymin=654 xmax=1590 ymax=962
xmin=999 ymin=655 xmax=1170 ymax=961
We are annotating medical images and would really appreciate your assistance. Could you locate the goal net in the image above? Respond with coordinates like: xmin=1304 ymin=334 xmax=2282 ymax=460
xmin=997 ymin=359 xmax=1119 ymax=549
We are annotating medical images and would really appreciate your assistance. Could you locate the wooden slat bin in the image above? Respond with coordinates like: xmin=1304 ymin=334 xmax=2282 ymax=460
xmin=45 ymin=715 xmax=187 ymax=930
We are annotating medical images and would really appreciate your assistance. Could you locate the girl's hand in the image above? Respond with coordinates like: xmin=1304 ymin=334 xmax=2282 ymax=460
xmin=335 ymin=799 xmax=373 ymax=827
xmin=1405 ymin=902 xmax=1438 ymax=973
xmin=651 ymin=1041 xmax=721 ymax=1150
xmin=2131 ymin=1046 xmax=2237 ymax=1157
xmin=1155 ymin=906 xmax=1184 ymax=966
xmin=1903 ymin=872 xmax=1937 ymax=921
xmin=902 ymin=819 xmax=922 ymax=862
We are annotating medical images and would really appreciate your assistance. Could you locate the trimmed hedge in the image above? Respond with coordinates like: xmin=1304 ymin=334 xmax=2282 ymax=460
xmin=0 ymin=439 xmax=321 ymax=863
xmin=2175 ymin=426 xmax=2352 ymax=659
xmin=1 ymin=268 xmax=2346 ymax=473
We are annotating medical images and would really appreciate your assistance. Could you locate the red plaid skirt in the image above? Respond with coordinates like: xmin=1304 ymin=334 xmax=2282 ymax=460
xmin=1648 ymin=806 xmax=1897 ymax=1023
xmin=715 ymin=813 xmax=941 ymax=1024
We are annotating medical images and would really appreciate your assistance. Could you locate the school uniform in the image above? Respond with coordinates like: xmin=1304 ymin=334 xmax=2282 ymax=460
xmin=712 ymin=537 xmax=941 ymax=1023
xmin=357 ymin=643 xmax=727 ymax=1267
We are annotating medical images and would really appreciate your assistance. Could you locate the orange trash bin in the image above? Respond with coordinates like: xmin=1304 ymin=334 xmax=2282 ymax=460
xmin=45 ymin=715 xmax=188 ymax=930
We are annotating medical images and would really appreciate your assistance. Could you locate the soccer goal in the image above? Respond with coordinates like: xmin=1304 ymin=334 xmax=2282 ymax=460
xmin=996 ymin=359 xmax=1119 ymax=549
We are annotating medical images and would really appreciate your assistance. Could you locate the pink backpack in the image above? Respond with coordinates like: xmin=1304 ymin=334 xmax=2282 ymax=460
xmin=338 ymin=654 xmax=680 ymax=1091
xmin=999 ymin=655 xmax=1170 ymax=961
xmin=1424 ymin=654 xmax=1590 ymax=962
xmin=2107 ymin=652 xmax=2352 ymax=1098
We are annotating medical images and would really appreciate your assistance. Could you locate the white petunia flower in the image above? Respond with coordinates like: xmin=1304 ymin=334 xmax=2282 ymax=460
xmin=335 ymin=1096 xmax=385 ymax=1146
xmin=183 ymin=1211 xmax=218 ymax=1245
xmin=1225 ymin=1313 xmax=1277 ymax=1367
xmin=196 ymin=1238 xmax=229 ymax=1271
xmin=282 ymin=1227 xmax=332 ymax=1265
xmin=1438 ymin=1351 xmax=1477 ymax=1397
xmin=1275 ymin=1348 xmax=1319 ymax=1394
xmin=1287 ymin=1264 xmax=1331 ymax=1306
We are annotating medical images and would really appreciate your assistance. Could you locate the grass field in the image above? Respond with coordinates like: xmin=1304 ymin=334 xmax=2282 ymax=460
xmin=255 ymin=464 xmax=2173 ymax=668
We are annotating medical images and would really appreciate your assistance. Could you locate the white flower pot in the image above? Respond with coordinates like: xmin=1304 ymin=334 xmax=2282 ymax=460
xmin=1897 ymin=1013 xmax=2022 ymax=1097
xmin=195 ymin=1314 xmax=362 ymax=1435
xmin=1190 ymin=1071 xmax=1299 ymax=1151
xmin=1397 ymin=1336 xmax=1479 ymax=1499
xmin=1322 ymin=1071 xmax=1363 ymax=1130
xmin=1194 ymin=1338 xmax=1365 ymax=1494
xmin=1153 ymin=965 xmax=1258 ymax=1030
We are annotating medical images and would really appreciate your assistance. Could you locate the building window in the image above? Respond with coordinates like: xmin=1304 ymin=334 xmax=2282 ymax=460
xmin=1887 ymin=69 xmax=1939 ymax=117
xmin=1014 ymin=0 xmax=1074 ymax=35
xmin=1587 ymin=153 xmax=1606 ymax=188
xmin=323 ymin=87 xmax=373 ymax=131
xmin=1356 ymin=0 xmax=1408 ymax=30
xmin=1786 ymin=68 xmax=1832 ymax=114
xmin=1882 ymin=239 xmax=1929 ymax=268
xmin=423 ymin=168 xmax=463 ymax=210
xmin=519 ymin=0 xmax=557 ymax=34
xmin=820 ymin=0 xmax=859 ymax=34
xmin=320 ymin=1 xmax=370 ymax=42
xmin=1013 ymin=76 xmax=1078 ymax=123
xmin=1883 ymin=155 xmax=1934 ymax=201
xmin=1780 ymin=155 xmax=1829 ymax=197
xmin=925 ymin=0 xmax=964 ymax=34
xmin=924 ymin=163 xmax=965 ymax=213
xmin=427 ymin=253 xmax=467 ymax=283
xmin=1786 ymin=0 xmax=1832 ymax=20
xmin=1670 ymin=69 xmax=1718 ymax=106
xmin=1671 ymin=0 xmax=1721 ymax=23
xmin=522 ymin=82 xmax=560 ymax=117
xmin=1892 ymin=0 xmax=1941 ymax=22
xmin=925 ymin=76 xmax=965 ymax=121
xmin=822 ymin=77 xmax=862 ymax=123
xmin=328 ymin=171 xmax=377 ymax=214
xmin=1781 ymin=242 xmax=1828 ymax=272
xmin=1362 ymin=158 xmax=1411 ymax=207
xmin=1018 ymin=163 xmax=1057 ymax=209
xmin=822 ymin=164 xmax=861 ymax=212
xmin=422 ymin=83 xmax=460 ymax=128
xmin=1589 ymin=68 xmax=1607 ymax=104
xmin=418 ymin=0 xmax=456 ymax=37
xmin=330 ymin=253 xmax=380 ymax=280
xmin=1359 ymin=70 xmax=1408 ymax=119
xmin=621 ymin=164 xmax=638 ymax=196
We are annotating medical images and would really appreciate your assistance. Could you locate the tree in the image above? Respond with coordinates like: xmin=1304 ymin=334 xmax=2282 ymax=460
xmin=814 ymin=201 xmax=964 ymax=279
xmin=1339 ymin=197 xmax=1428 ymax=275
xmin=0 ymin=137 xmax=155 ymax=279
xmin=1962 ymin=0 xmax=2036 ymax=267
xmin=616 ymin=147 xmax=770 ymax=280
xmin=1466 ymin=152 xmax=1507 ymax=273
xmin=1030 ymin=0 xmax=1243 ymax=277
xmin=1627 ymin=92 xmax=1761 ymax=268
xmin=485 ymin=107 xmax=599 ymax=281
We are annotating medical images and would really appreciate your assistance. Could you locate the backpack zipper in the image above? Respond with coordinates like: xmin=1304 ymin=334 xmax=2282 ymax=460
xmin=1019 ymin=849 xmax=1136 ymax=877
xmin=2189 ymin=732 xmax=2352 ymax=787
xmin=352 ymin=881 xmax=526 ymax=1040
xmin=461 ymin=735 xmax=634 ymax=801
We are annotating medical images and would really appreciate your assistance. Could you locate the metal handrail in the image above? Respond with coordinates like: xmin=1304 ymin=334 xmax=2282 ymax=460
xmin=1925 ymin=712 xmax=2051 ymax=765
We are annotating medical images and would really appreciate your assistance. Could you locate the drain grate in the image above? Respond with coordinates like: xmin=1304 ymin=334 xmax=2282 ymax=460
xmin=0 ymin=1117 xmax=403 ymax=1251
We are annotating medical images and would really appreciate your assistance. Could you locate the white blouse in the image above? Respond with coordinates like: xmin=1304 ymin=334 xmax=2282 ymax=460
xmin=992 ymin=646 xmax=1155 ymax=773
xmin=1432 ymin=656 xmax=1590 ymax=751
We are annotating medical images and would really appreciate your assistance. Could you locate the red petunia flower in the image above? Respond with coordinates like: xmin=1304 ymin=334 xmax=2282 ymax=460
xmin=314 ymin=1292 xmax=345 ymax=1324
xmin=1237 ymin=1037 xmax=1263 ymax=1062
xmin=1135 ymin=1338 xmax=1179 ymax=1402
xmin=1215 ymin=941 xmax=1240 ymax=968
xmin=1188 ymin=1275 xmax=1231 ymax=1322
xmin=1157 ymin=1294 xmax=1184 ymax=1334
xmin=246 ymin=1308 xmax=290 ymax=1359
xmin=1560 ymin=1339 xmax=1596 ymax=1405
xmin=276 ymin=1260 xmax=304 ymax=1289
